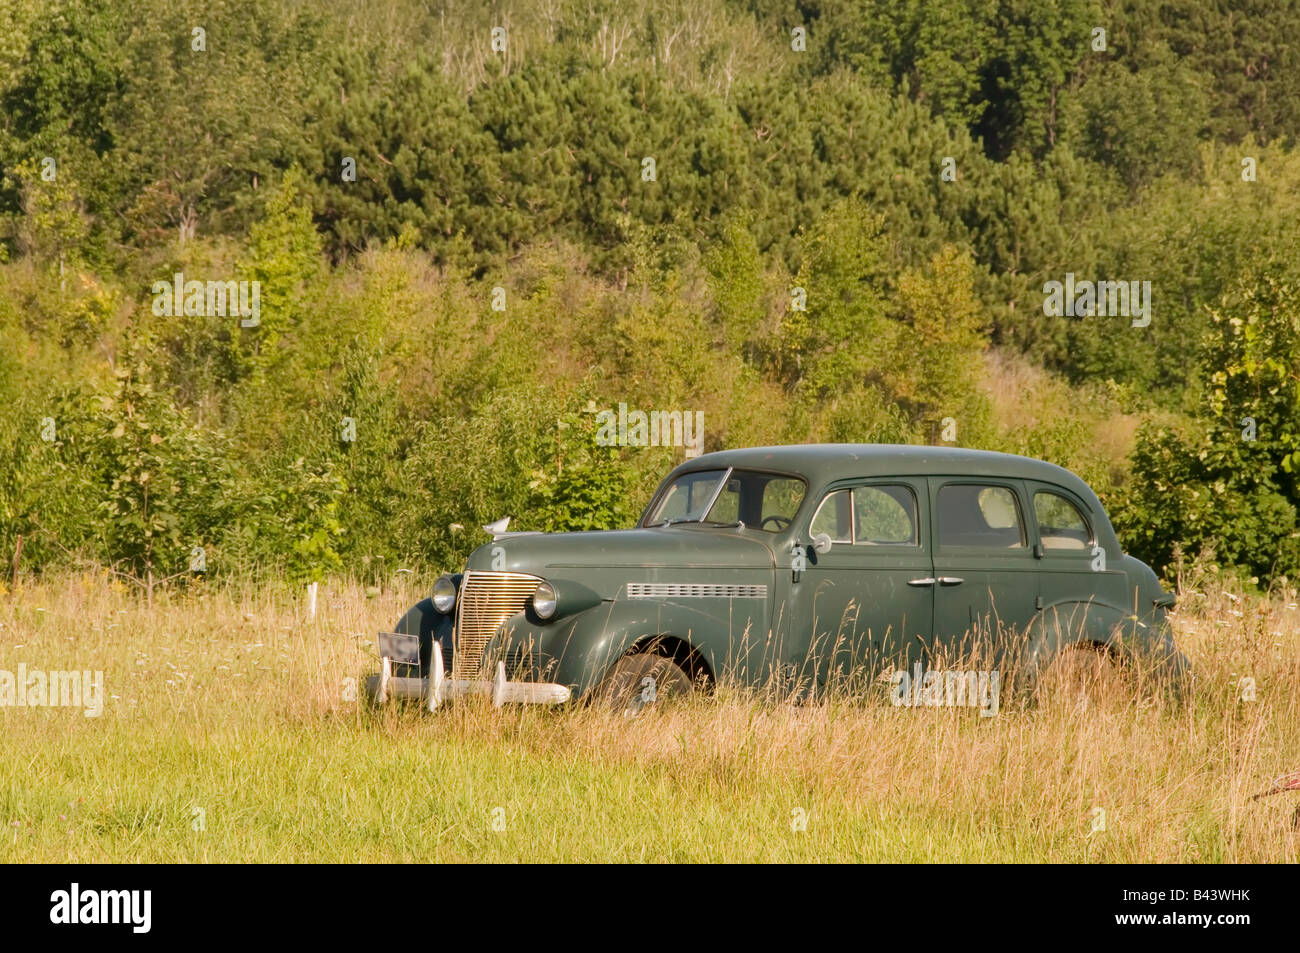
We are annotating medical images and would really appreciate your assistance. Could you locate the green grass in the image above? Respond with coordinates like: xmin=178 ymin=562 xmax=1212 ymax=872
xmin=1 ymin=571 xmax=1297 ymax=862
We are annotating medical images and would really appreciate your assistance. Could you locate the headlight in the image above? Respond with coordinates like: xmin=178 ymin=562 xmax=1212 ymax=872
xmin=531 ymin=581 xmax=558 ymax=620
xmin=432 ymin=575 xmax=458 ymax=615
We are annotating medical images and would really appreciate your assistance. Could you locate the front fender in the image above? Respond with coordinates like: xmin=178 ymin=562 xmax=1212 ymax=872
xmin=488 ymin=599 xmax=722 ymax=700
xmin=393 ymin=597 xmax=453 ymax=676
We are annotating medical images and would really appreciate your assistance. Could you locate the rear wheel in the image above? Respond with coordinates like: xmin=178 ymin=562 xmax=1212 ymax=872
xmin=594 ymin=652 xmax=694 ymax=715
xmin=1033 ymin=643 xmax=1125 ymax=710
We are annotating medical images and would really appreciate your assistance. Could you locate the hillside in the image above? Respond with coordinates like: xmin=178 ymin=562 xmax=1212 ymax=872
xmin=1 ymin=0 xmax=1298 ymax=587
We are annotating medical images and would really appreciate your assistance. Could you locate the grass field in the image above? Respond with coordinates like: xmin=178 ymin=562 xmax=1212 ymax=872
xmin=1 ymin=568 xmax=1297 ymax=862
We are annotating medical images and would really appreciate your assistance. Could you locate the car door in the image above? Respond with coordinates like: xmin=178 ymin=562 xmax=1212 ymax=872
xmin=791 ymin=479 xmax=933 ymax=690
xmin=1027 ymin=481 xmax=1116 ymax=639
xmin=927 ymin=478 xmax=1039 ymax=667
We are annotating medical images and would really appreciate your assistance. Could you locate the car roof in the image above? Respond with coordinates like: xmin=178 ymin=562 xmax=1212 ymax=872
xmin=675 ymin=443 xmax=1098 ymax=502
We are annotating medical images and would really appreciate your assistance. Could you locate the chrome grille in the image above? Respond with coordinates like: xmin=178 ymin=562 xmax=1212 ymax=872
xmin=453 ymin=570 xmax=542 ymax=678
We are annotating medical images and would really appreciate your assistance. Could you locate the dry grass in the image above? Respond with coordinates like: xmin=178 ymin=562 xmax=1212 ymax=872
xmin=982 ymin=349 xmax=1141 ymax=482
xmin=0 ymin=568 xmax=1296 ymax=862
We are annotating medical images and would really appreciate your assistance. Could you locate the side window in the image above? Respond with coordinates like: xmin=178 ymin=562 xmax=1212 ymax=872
xmin=853 ymin=485 xmax=917 ymax=544
xmin=937 ymin=484 xmax=1027 ymax=549
xmin=1034 ymin=491 xmax=1091 ymax=550
xmin=759 ymin=477 xmax=806 ymax=529
xmin=810 ymin=489 xmax=852 ymax=543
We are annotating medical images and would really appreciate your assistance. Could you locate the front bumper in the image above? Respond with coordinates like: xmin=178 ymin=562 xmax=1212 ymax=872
xmin=369 ymin=632 xmax=571 ymax=709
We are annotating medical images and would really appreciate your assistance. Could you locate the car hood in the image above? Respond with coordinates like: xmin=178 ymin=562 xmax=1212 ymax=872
xmin=463 ymin=525 xmax=779 ymax=576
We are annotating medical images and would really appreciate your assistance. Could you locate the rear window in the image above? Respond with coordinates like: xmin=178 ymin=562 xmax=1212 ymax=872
xmin=937 ymin=484 xmax=1027 ymax=549
xmin=1034 ymin=491 xmax=1091 ymax=550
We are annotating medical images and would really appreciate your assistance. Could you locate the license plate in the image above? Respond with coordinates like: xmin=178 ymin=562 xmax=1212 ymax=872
xmin=377 ymin=632 xmax=420 ymax=666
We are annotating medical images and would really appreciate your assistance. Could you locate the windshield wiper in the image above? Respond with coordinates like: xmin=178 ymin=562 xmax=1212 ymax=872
xmin=647 ymin=518 xmax=744 ymax=529
xmin=645 ymin=517 xmax=697 ymax=528
xmin=646 ymin=516 xmax=747 ymax=529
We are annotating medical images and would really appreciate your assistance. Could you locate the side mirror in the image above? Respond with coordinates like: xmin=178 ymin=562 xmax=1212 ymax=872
xmin=812 ymin=533 xmax=833 ymax=555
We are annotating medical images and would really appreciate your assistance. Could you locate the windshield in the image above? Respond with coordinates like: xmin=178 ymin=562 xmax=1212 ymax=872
xmin=644 ymin=468 xmax=807 ymax=532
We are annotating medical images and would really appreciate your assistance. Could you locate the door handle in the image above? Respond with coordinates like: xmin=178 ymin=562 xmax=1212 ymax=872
xmin=907 ymin=577 xmax=937 ymax=587
xmin=937 ymin=576 xmax=964 ymax=586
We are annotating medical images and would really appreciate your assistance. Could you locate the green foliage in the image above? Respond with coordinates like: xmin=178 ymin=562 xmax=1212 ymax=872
xmin=525 ymin=405 xmax=639 ymax=533
xmin=238 ymin=168 xmax=324 ymax=370
xmin=1115 ymin=263 xmax=1300 ymax=581
xmin=3 ymin=0 xmax=1300 ymax=589
xmin=299 ymin=50 xmax=509 ymax=263
xmin=394 ymin=380 xmax=640 ymax=571
xmin=1062 ymin=50 xmax=1208 ymax=190
xmin=888 ymin=244 xmax=993 ymax=444
xmin=2 ymin=157 xmax=91 ymax=269
xmin=768 ymin=200 xmax=891 ymax=396
xmin=768 ymin=207 xmax=991 ymax=445
xmin=239 ymin=458 xmax=347 ymax=584
xmin=93 ymin=364 xmax=232 ymax=586
xmin=705 ymin=217 xmax=767 ymax=356
xmin=1 ymin=389 xmax=108 ymax=569
xmin=6 ymin=358 xmax=236 ymax=589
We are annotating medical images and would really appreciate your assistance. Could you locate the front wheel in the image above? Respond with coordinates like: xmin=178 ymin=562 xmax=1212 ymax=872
xmin=593 ymin=652 xmax=694 ymax=715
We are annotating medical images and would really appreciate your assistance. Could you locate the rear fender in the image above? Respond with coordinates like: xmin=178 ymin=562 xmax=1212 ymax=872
xmin=1018 ymin=599 xmax=1133 ymax=688
xmin=1021 ymin=596 xmax=1190 ymax=694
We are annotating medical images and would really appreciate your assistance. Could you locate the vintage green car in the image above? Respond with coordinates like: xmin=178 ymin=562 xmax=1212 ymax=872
xmin=368 ymin=444 xmax=1187 ymax=712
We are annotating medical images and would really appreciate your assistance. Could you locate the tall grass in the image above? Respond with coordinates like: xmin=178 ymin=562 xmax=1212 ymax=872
xmin=0 ymin=569 xmax=1295 ymax=862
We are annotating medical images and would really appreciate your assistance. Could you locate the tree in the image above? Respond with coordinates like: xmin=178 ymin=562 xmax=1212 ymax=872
xmin=239 ymin=168 xmax=324 ymax=369
xmin=768 ymin=200 xmax=891 ymax=397
xmin=92 ymin=357 xmax=234 ymax=601
xmin=888 ymin=244 xmax=992 ymax=443
xmin=1117 ymin=261 xmax=1300 ymax=582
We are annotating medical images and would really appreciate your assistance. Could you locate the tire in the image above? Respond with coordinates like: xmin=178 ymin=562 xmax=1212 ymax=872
xmin=1032 ymin=643 xmax=1120 ymax=710
xmin=1147 ymin=631 xmax=1193 ymax=700
xmin=362 ymin=673 xmax=383 ymax=708
xmin=593 ymin=652 xmax=694 ymax=715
